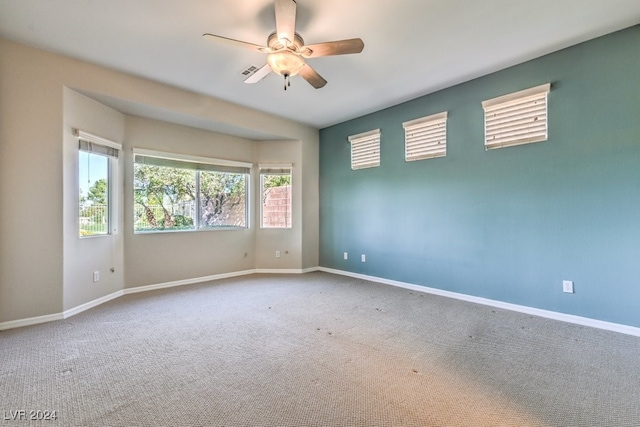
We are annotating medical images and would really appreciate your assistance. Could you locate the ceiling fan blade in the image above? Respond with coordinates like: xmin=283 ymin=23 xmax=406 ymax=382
xmin=275 ymin=0 xmax=297 ymax=45
xmin=298 ymin=63 xmax=327 ymax=89
xmin=301 ymin=38 xmax=365 ymax=58
xmin=244 ymin=63 xmax=272 ymax=84
xmin=203 ymin=33 xmax=268 ymax=52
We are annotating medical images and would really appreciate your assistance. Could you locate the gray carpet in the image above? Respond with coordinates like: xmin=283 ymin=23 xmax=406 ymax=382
xmin=1 ymin=272 xmax=639 ymax=426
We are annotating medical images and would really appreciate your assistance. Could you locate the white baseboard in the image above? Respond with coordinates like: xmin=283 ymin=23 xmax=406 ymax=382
xmin=124 ymin=269 xmax=257 ymax=295
xmin=319 ymin=267 xmax=640 ymax=338
xmin=63 ymin=290 xmax=124 ymax=318
xmin=1 ymin=269 xmax=324 ymax=331
xmin=256 ymin=267 xmax=320 ymax=274
xmin=0 ymin=313 xmax=64 ymax=331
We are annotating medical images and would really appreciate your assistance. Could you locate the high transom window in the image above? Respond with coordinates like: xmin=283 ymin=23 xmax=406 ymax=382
xmin=403 ymin=112 xmax=448 ymax=161
xmin=349 ymin=129 xmax=381 ymax=170
xmin=482 ymin=83 xmax=551 ymax=150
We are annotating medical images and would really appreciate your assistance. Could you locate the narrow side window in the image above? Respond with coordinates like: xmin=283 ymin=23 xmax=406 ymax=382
xmin=77 ymin=130 xmax=120 ymax=237
xmin=260 ymin=164 xmax=292 ymax=229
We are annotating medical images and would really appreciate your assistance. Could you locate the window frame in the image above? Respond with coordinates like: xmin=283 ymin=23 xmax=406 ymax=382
xmin=259 ymin=164 xmax=293 ymax=229
xmin=76 ymin=129 xmax=121 ymax=239
xmin=133 ymin=148 xmax=252 ymax=234
xmin=403 ymin=111 xmax=448 ymax=162
xmin=482 ymin=83 xmax=551 ymax=150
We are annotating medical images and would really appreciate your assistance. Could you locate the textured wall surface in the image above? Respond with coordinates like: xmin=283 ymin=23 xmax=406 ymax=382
xmin=0 ymin=37 xmax=319 ymax=324
xmin=319 ymin=26 xmax=640 ymax=327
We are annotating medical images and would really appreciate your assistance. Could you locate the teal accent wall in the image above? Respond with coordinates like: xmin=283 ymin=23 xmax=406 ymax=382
xmin=319 ymin=26 xmax=640 ymax=327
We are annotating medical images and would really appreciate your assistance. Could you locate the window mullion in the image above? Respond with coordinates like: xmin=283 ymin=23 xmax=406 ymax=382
xmin=195 ymin=170 xmax=201 ymax=230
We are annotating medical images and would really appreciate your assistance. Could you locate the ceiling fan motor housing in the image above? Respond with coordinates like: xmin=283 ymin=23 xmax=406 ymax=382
xmin=267 ymin=31 xmax=304 ymax=51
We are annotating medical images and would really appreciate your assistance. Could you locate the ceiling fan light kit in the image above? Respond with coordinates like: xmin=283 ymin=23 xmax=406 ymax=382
xmin=267 ymin=51 xmax=305 ymax=89
xmin=203 ymin=0 xmax=364 ymax=90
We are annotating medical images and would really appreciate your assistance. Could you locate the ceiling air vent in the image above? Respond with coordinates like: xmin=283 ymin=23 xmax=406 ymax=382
xmin=239 ymin=65 xmax=260 ymax=78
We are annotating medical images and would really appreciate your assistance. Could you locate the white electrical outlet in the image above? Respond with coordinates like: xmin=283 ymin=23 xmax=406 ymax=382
xmin=276 ymin=250 xmax=281 ymax=258
xmin=93 ymin=271 xmax=100 ymax=283
xmin=343 ymin=252 xmax=348 ymax=260
xmin=563 ymin=280 xmax=574 ymax=293
xmin=361 ymin=254 xmax=366 ymax=262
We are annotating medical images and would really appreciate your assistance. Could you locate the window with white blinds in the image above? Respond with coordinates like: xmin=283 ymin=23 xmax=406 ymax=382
xmin=75 ymin=129 xmax=122 ymax=238
xmin=349 ymin=129 xmax=380 ymax=170
xmin=482 ymin=83 xmax=550 ymax=150
xmin=402 ymin=112 xmax=448 ymax=161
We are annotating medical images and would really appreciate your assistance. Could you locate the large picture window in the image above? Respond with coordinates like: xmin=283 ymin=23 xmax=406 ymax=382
xmin=133 ymin=150 xmax=250 ymax=233
xmin=77 ymin=129 xmax=120 ymax=237
xmin=260 ymin=165 xmax=292 ymax=229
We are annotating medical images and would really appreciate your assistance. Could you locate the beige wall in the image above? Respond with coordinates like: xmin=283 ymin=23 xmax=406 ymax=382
xmin=124 ymin=116 xmax=257 ymax=287
xmin=63 ymin=88 xmax=126 ymax=311
xmin=0 ymin=37 xmax=319 ymax=324
xmin=255 ymin=140 xmax=303 ymax=270
xmin=300 ymin=131 xmax=320 ymax=270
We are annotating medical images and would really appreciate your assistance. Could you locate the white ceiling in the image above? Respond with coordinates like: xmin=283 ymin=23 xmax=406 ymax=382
xmin=1 ymin=0 xmax=640 ymax=130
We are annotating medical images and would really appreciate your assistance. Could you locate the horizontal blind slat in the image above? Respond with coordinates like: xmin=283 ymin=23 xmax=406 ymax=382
xmin=486 ymin=131 xmax=547 ymax=147
xmin=486 ymin=106 xmax=546 ymax=123
xmin=408 ymin=144 xmax=445 ymax=153
xmin=405 ymin=121 xmax=446 ymax=133
xmin=408 ymin=152 xmax=446 ymax=161
xmin=486 ymin=113 xmax=547 ymax=131
xmin=487 ymin=120 xmax=547 ymax=136
xmin=352 ymin=141 xmax=380 ymax=150
xmin=485 ymin=98 xmax=546 ymax=116
xmin=353 ymin=154 xmax=380 ymax=163
xmin=406 ymin=127 xmax=446 ymax=139
xmin=486 ymin=106 xmax=546 ymax=125
xmin=407 ymin=146 xmax=446 ymax=156
xmin=406 ymin=134 xmax=446 ymax=145
xmin=488 ymin=128 xmax=547 ymax=142
xmin=484 ymin=93 xmax=547 ymax=112
xmin=487 ymin=124 xmax=546 ymax=141
xmin=486 ymin=134 xmax=547 ymax=149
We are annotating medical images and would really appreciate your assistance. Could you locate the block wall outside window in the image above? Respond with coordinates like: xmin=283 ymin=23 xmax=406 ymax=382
xmin=260 ymin=164 xmax=292 ymax=229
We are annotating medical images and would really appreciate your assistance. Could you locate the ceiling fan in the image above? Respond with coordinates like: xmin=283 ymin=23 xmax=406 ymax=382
xmin=203 ymin=0 xmax=364 ymax=90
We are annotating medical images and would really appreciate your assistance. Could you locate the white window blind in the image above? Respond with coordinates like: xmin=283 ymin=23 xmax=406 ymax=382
xmin=349 ymin=129 xmax=380 ymax=170
xmin=133 ymin=148 xmax=251 ymax=174
xmin=259 ymin=163 xmax=292 ymax=174
xmin=74 ymin=128 xmax=121 ymax=157
xmin=403 ymin=112 xmax=448 ymax=161
xmin=482 ymin=83 xmax=550 ymax=150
